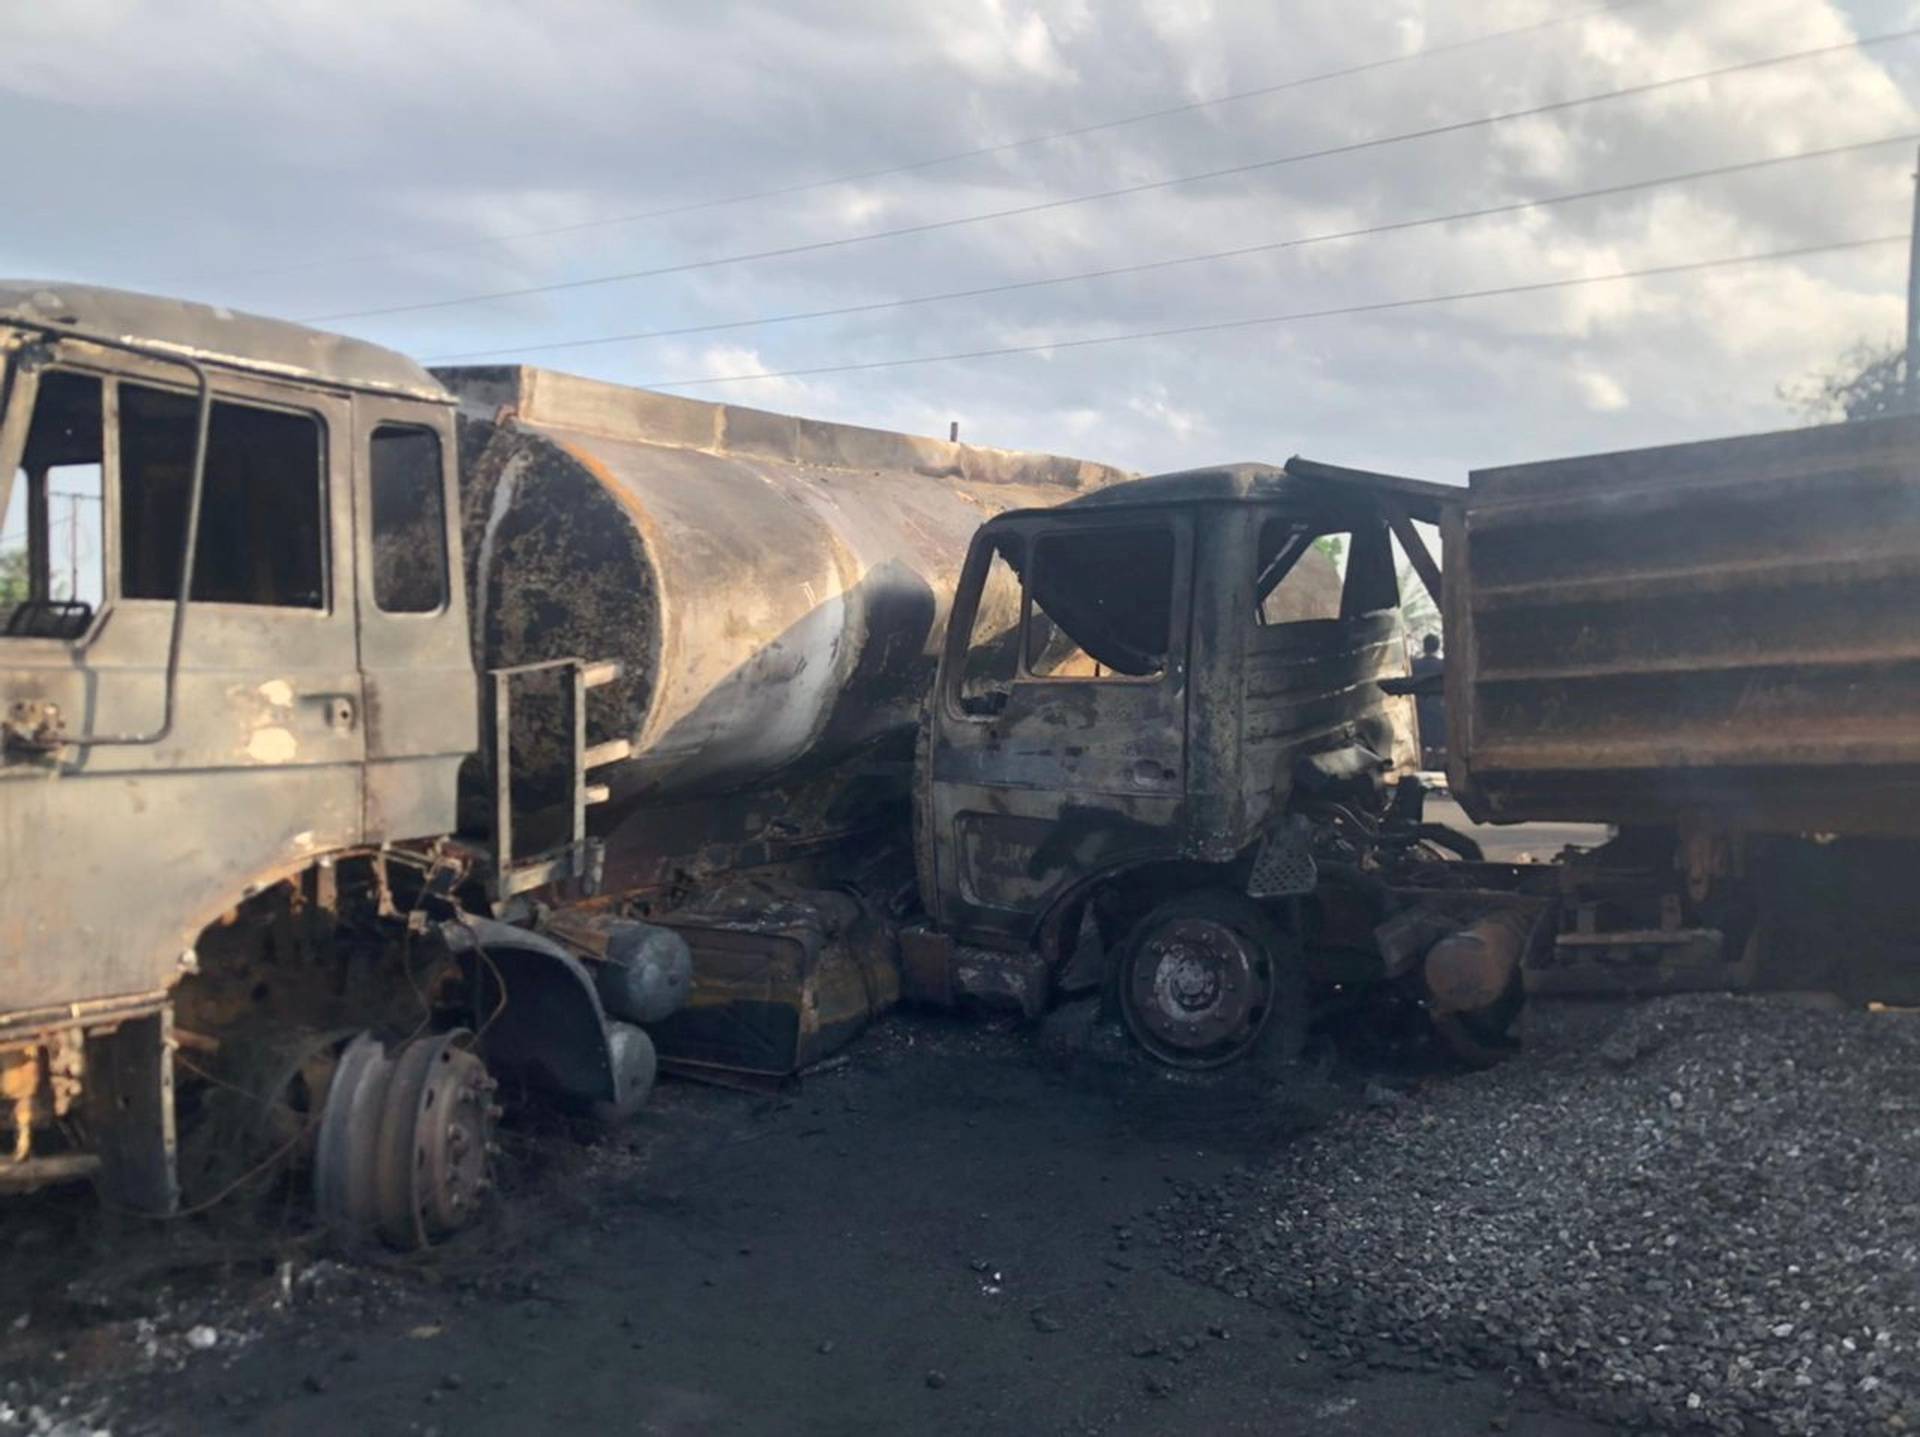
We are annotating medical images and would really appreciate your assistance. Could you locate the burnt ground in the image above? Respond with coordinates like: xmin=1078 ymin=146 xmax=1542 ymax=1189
xmin=0 ymin=1008 xmax=1613 ymax=1437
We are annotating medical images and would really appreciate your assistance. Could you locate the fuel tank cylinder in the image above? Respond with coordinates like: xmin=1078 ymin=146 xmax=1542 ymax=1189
xmin=437 ymin=367 xmax=1131 ymax=812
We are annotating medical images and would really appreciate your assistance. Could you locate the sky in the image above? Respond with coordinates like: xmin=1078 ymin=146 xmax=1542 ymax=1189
xmin=4 ymin=0 xmax=1920 ymax=481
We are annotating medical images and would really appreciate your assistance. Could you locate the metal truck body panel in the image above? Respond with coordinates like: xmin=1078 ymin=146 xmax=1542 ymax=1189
xmin=921 ymin=462 xmax=1444 ymax=958
xmin=1447 ymin=412 xmax=1920 ymax=836
xmin=0 ymin=285 xmax=473 ymax=1025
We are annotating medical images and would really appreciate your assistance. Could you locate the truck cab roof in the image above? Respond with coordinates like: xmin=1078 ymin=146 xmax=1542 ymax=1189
xmin=1027 ymin=457 xmax=1461 ymax=525
xmin=0 ymin=280 xmax=448 ymax=402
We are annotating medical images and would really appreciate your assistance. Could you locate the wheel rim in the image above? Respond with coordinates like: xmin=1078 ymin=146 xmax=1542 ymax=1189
xmin=1120 ymin=915 xmax=1275 ymax=1068
xmin=315 ymin=1029 xmax=497 ymax=1248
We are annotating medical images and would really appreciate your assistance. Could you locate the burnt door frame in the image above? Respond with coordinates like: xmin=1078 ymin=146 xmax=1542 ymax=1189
xmin=350 ymin=396 xmax=477 ymax=844
xmin=925 ymin=508 xmax=1194 ymax=945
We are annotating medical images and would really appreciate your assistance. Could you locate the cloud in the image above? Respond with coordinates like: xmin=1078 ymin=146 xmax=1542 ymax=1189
xmin=1573 ymin=366 xmax=1629 ymax=412
xmin=0 ymin=0 xmax=1914 ymax=482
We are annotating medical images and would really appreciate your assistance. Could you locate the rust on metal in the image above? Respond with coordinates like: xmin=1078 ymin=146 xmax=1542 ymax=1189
xmin=436 ymin=364 xmax=1134 ymax=897
xmin=1448 ymin=412 xmax=1920 ymax=837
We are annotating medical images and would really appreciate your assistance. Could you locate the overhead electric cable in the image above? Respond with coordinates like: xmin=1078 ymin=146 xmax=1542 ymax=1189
xmin=634 ymin=232 xmax=1905 ymax=388
xmin=304 ymin=24 xmax=1920 ymax=325
xmin=422 ymin=133 xmax=1915 ymax=362
xmin=221 ymin=0 xmax=1660 ymax=284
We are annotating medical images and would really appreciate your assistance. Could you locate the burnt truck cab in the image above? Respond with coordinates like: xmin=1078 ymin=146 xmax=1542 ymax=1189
xmin=0 ymin=284 xmax=650 ymax=1230
xmin=912 ymin=458 xmax=1478 ymax=1067
xmin=0 ymin=283 xmax=477 ymax=1203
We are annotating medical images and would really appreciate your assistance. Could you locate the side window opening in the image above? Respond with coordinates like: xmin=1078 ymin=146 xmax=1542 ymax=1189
xmin=956 ymin=534 xmax=1023 ymax=716
xmin=1254 ymin=518 xmax=1398 ymax=627
xmin=121 ymin=384 xmax=326 ymax=608
xmin=1254 ymin=519 xmax=1342 ymax=626
xmin=1024 ymin=525 xmax=1173 ymax=681
xmin=2 ymin=370 xmax=105 ymax=640
xmin=370 ymin=424 xmax=448 ymax=614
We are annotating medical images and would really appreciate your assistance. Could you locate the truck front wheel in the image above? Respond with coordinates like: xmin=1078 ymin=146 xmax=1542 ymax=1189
xmin=1112 ymin=890 xmax=1306 ymax=1071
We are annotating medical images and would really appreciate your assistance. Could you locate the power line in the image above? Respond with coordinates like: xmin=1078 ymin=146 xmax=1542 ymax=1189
xmin=304 ymin=23 xmax=1920 ymax=325
xmin=424 ymin=133 xmax=1916 ymax=363
xmin=637 ymin=232 xmax=1906 ymax=388
xmin=223 ymin=0 xmax=1660 ymax=286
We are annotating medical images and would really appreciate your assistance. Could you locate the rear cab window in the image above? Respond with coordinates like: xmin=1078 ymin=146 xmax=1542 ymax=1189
xmin=368 ymin=424 xmax=448 ymax=614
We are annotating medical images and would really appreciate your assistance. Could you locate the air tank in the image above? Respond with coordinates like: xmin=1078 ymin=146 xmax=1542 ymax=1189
xmin=438 ymin=367 xmax=1131 ymax=817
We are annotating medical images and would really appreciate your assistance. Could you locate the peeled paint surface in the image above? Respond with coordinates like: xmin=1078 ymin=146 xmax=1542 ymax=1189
xmin=1151 ymin=995 xmax=1920 ymax=1435
xmin=443 ymin=367 xmax=1130 ymax=813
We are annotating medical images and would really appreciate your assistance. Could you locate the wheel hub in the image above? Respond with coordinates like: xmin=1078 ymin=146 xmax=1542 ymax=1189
xmin=1123 ymin=915 xmax=1275 ymax=1067
xmin=315 ymin=1030 xmax=499 ymax=1248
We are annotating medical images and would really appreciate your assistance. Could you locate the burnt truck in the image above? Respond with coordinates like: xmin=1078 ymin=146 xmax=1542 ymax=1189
xmin=1445 ymin=412 xmax=1920 ymax=1004
xmin=2 ymin=281 xmax=1543 ymax=1239
xmin=0 ymin=281 xmax=1137 ymax=1236
xmin=899 ymin=460 xmax=1520 ymax=1067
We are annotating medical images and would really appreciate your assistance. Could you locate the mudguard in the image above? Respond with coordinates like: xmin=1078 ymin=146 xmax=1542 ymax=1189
xmin=440 ymin=917 xmax=616 ymax=1104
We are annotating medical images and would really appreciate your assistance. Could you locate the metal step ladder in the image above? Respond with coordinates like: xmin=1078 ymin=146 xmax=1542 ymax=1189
xmin=485 ymin=656 xmax=626 ymax=902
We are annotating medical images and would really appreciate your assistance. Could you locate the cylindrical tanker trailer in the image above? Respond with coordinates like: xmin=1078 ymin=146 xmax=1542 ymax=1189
xmin=435 ymin=365 xmax=1133 ymax=898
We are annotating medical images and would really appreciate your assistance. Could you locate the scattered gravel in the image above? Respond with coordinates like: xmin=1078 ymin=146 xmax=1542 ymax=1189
xmin=1151 ymin=995 xmax=1920 ymax=1434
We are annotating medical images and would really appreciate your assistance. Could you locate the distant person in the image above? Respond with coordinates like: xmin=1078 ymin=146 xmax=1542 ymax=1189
xmin=1411 ymin=632 xmax=1445 ymax=771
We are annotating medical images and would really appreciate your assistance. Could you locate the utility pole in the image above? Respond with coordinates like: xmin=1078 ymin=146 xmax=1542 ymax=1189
xmin=1907 ymin=142 xmax=1920 ymax=410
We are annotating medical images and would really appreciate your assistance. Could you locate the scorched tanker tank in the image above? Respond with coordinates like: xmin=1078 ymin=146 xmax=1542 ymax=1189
xmin=436 ymin=366 xmax=1133 ymax=891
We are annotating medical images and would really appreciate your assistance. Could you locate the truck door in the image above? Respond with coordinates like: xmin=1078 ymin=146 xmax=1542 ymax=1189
xmin=1 ymin=351 xmax=364 ymax=1011
xmin=923 ymin=511 xmax=1192 ymax=944
xmin=350 ymin=398 xmax=476 ymax=844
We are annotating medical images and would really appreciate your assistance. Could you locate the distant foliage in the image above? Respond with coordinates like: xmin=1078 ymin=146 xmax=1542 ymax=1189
xmin=1398 ymin=558 xmax=1440 ymax=639
xmin=0 ymin=547 xmax=25 ymax=607
xmin=1783 ymin=340 xmax=1914 ymax=423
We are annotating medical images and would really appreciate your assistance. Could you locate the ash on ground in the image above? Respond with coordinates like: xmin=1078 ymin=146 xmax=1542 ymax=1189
xmin=1152 ymin=995 xmax=1920 ymax=1435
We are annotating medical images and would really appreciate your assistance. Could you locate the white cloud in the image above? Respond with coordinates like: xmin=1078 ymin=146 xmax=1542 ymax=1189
xmin=1573 ymin=367 xmax=1629 ymax=411
xmin=1127 ymin=383 xmax=1205 ymax=437
xmin=0 ymin=0 xmax=1914 ymax=481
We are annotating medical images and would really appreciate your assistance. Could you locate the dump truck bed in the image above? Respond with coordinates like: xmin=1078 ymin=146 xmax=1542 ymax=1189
xmin=1445 ymin=412 xmax=1920 ymax=837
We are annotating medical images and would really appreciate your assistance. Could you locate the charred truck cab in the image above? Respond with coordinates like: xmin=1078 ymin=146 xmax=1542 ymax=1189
xmin=910 ymin=460 xmax=1533 ymax=1067
xmin=0 ymin=284 xmax=664 ymax=1235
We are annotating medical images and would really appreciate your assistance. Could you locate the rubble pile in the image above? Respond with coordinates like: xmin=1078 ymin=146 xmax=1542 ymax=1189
xmin=1152 ymin=996 xmax=1920 ymax=1434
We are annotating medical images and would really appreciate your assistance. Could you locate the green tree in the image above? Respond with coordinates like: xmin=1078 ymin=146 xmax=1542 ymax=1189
xmin=1398 ymin=557 xmax=1441 ymax=641
xmin=1782 ymin=340 xmax=1913 ymax=423
xmin=0 ymin=546 xmax=25 ymax=608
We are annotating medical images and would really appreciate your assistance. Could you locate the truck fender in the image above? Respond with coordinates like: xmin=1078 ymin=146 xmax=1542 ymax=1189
xmin=440 ymin=917 xmax=617 ymax=1104
xmin=1034 ymin=854 xmax=1227 ymax=992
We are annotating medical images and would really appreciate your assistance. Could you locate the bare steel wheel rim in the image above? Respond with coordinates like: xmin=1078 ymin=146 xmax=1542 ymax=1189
xmin=315 ymin=1029 xmax=498 ymax=1248
xmin=1121 ymin=915 xmax=1275 ymax=1068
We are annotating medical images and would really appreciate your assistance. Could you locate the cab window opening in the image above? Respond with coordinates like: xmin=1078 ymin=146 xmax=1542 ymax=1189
xmin=1023 ymin=524 xmax=1173 ymax=681
xmin=120 ymin=382 xmax=327 ymax=609
xmin=2 ymin=369 xmax=105 ymax=641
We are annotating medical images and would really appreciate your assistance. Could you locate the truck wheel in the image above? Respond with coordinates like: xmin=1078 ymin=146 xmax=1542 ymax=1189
xmin=315 ymin=1030 xmax=499 ymax=1248
xmin=1113 ymin=890 xmax=1306 ymax=1071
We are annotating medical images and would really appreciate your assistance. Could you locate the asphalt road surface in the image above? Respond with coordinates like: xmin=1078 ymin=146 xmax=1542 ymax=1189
xmin=2 ymin=1014 xmax=1610 ymax=1437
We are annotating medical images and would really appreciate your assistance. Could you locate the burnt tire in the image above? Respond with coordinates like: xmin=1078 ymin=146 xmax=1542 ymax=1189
xmin=1111 ymin=889 xmax=1306 ymax=1073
